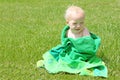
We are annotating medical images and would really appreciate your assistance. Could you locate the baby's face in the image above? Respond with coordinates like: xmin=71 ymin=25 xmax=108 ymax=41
xmin=67 ymin=15 xmax=85 ymax=33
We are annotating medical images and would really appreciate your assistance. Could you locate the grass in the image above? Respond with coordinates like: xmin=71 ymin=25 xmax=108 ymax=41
xmin=0 ymin=0 xmax=120 ymax=80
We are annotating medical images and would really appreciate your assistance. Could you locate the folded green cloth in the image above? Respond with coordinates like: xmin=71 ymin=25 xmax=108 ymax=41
xmin=37 ymin=25 xmax=108 ymax=77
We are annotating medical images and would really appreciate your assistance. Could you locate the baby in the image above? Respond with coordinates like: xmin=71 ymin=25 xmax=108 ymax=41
xmin=65 ymin=6 xmax=90 ymax=38
xmin=37 ymin=5 xmax=108 ymax=78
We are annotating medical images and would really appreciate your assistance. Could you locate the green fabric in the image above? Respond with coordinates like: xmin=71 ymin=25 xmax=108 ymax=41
xmin=37 ymin=25 xmax=108 ymax=77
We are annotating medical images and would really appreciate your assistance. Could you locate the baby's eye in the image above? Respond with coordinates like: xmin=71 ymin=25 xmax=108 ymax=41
xmin=73 ymin=23 xmax=77 ymax=25
xmin=80 ymin=22 xmax=84 ymax=24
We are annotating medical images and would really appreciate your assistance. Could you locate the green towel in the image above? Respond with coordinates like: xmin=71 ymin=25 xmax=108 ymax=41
xmin=37 ymin=25 xmax=108 ymax=77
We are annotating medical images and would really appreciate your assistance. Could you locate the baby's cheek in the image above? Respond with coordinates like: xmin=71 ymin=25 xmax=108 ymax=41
xmin=71 ymin=27 xmax=75 ymax=30
xmin=71 ymin=25 xmax=76 ymax=28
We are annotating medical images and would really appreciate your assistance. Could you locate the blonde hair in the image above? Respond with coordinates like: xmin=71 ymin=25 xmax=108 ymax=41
xmin=64 ymin=6 xmax=85 ymax=21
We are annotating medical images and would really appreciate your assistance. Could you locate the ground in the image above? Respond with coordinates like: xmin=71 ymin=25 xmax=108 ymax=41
xmin=0 ymin=0 xmax=120 ymax=80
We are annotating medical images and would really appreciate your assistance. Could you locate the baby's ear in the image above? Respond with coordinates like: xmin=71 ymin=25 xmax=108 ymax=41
xmin=66 ymin=21 xmax=68 ymax=24
xmin=66 ymin=20 xmax=69 ymax=24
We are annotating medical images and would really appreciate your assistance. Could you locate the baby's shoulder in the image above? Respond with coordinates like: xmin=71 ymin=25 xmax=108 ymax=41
xmin=83 ymin=27 xmax=90 ymax=36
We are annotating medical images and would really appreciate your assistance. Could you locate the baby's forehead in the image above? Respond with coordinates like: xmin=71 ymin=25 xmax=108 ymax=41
xmin=69 ymin=16 xmax=84 ymax=22
xmin=67 ymin=11 xmax=85 ymax=20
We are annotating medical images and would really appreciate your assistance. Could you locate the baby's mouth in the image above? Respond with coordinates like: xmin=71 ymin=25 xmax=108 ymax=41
xmin=75 ymin=27 xmax=84 ymax=31
xmin=75 ymin=28 xmax=80 ymax=30
xmin=75 ymin=29 xmax=80 ymax=30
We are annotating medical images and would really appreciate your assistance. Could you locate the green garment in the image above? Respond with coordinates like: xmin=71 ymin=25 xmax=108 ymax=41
xmin=37 ymin=25 xmax=108 ymax=77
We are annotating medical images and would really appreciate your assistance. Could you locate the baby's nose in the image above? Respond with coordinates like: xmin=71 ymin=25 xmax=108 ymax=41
xmin=76 ymin=24 xmax=81 ymax=28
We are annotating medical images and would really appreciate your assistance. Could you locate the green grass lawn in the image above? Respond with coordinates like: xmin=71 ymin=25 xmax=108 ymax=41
xmin=0 ymin=0 xmax=120 ymax=80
